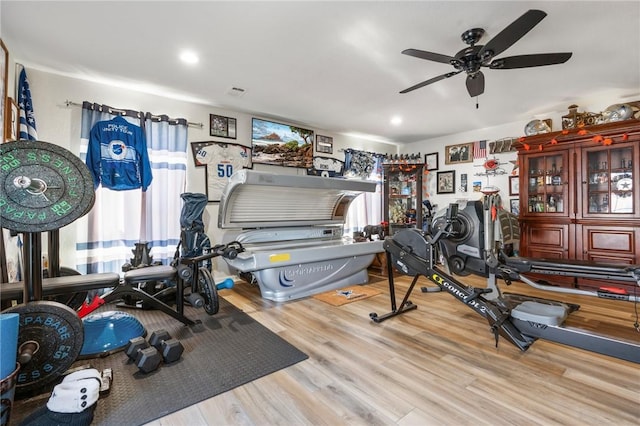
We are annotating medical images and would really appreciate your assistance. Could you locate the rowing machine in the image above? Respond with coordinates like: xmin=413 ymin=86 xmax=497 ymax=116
xmin=370 ymin=204 xmax=640 ymax=364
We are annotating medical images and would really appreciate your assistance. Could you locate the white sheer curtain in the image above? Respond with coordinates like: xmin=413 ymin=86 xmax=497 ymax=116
xmin=141 ymin=112 xmax=188 ymax=263
xmin=76 ymin=103 xmax=187 ymax=274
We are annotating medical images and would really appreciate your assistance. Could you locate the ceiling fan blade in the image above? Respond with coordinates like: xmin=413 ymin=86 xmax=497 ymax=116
xmin=402 ymin=48 xmax=455 ymax=64
xmin=489 ymin=52 xmax=572 ymax=69
xmin=479 ymin=9 xmax=547 ymax=59
xmin=400 ymin=70 xmax=462 ymax=94
xmin=466 ymin=72 xmax=485 ymax=97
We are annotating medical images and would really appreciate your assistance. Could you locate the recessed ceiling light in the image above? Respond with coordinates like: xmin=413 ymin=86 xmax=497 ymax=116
xmin=391 ymin=116 xmax=402 ymax=126
xmin=179 ymin=50 xmax=199 ymax=65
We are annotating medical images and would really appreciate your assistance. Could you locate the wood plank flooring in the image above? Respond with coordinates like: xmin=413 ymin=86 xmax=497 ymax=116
xmin=146 ymin=271 xmax=640 ymax=426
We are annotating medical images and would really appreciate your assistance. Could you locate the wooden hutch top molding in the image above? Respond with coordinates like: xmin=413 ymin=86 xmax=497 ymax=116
xmin=514 ymin=119 xmax=640 ymax=150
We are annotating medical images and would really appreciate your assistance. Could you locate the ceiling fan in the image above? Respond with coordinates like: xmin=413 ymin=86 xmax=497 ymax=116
xmin=400 ymin=9 xmax=572 ymax=97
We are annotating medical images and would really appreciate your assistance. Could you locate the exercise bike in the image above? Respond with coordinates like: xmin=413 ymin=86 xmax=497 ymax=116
xmin=370 ymin=203 xmax=640 ymax=364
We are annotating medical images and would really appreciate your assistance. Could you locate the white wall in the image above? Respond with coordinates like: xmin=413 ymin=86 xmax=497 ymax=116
xmin=402 ymin=122 xmax=522 ymax=213
xmin=16 ymin=68 xmax=397 ymax=268
xmin=402 ymin=96 xmax=634 ymax=213
xmin=7 ymin=60 xmax=631 ymax=269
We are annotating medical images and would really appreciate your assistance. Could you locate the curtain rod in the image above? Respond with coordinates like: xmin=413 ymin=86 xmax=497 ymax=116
xmin=64 ymin=100 xmax=203 ymax=128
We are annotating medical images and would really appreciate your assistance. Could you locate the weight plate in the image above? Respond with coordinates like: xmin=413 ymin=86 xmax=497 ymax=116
xmin=0 ymin=140 xmax=95 ymax=233
xmin=4 ymin=301 xmax=84 ymax=396
xmin=198 ymin=267 xmax=219 ymax=315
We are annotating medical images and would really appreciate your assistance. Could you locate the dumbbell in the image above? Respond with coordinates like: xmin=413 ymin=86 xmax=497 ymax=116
xmin=148 ymin=330 xmax=184 ymax=364
xmin=124 ymin=336 xmax=162 ymax=374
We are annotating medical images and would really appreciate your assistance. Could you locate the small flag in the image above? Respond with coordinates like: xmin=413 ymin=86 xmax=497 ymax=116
xmin=473 ymin=140 xmax=487 ymax=159
xmin=17 ymin=67 xmax=38 ymax=140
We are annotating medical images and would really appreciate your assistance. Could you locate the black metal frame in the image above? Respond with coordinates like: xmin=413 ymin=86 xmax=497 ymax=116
xmin=96 ymin=242 xmax=244 ymax=326
xmin=370 ymin=212 xmax=640 ymax=364
xmin=370 ymin=231 xmax=532 ymax=351
xmin=9 ymin=230 xmax=243 ymax=326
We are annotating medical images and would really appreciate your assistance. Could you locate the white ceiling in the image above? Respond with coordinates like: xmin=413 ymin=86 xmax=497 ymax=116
xmin=2 ymin=1 xmax=639 ymax=144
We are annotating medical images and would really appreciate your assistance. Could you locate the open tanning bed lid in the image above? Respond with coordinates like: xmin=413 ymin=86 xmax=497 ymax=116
xmin=218 ymin=170 xmax=376 ymax=229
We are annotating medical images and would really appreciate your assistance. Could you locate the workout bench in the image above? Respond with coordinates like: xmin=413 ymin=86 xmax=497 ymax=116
xmin=0 ymin=273 xmax=120 ymax=306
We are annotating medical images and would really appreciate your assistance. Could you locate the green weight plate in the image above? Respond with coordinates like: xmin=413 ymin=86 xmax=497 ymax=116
xmin=0 ymin=140 xmax=95 ymax=233
xmin=4 ymin=301 xmax=84 ymax=396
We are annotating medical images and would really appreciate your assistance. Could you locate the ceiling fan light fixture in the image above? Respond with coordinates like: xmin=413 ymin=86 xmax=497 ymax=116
xmin=481 ymin=50 xmax=494 ymax=61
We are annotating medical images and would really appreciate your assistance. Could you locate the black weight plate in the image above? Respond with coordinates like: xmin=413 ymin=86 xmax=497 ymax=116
xmin=198 ymin=267 xmax=219 ymax=315
xmin=0 ymin=140 xmax=95 ymax=233
xmin=4 ymin=301 xmax=84 ymax=396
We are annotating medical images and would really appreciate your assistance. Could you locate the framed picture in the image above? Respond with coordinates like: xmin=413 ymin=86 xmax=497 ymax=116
xmin=509 ymin=175 xmax=520 ymax=196
xmin=315 ymin=134 xmax=333 ymax=154
xmin=425 ymin=152 xmax=439 ymax=171
xmin=5 ymin=97 xmax=18 ymax=142
xmin=445 ymin=142 xmax=473 ymax=164
xmin=437 ymin=170 xmax=455 ymax=194
xmin=210 ymin=114 xmax=237 ymax=139
xmin=251 ymin=118 xmax=313 ymax=168
xmin=1 ymin=39 xmax=8 ymax=143
xmin=510 ymin=198 xmax=520 ymax=215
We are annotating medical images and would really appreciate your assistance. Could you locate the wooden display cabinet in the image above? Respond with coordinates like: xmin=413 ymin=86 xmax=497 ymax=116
xmin=517 ymin=120 xmax=640 ymax=290
xmin=383 ymin=164 xmax=424 ymax=236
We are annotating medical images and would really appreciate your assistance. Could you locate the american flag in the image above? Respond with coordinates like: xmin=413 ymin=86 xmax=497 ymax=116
xmin=18 ymin=67 xmax=38 ymax=140
xmin=473 ymin=140 xmax=487 ymax=159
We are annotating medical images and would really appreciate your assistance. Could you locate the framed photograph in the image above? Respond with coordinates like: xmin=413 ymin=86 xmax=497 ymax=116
xmin=251 ymin=118 xmax=313 ymax=168
xmin=437 ymin=170 xmax=455 ymax=194
xmin=510 ymin=198 xmax=520 ymax=215
xmin=1 ymin=39 xmax=8 ymax=143
xmin=425 ymin=152 xmax=439 ymax=171
xmin=445 ymin=142 xmax=473 ymax=164
xmin=315 ymin=134 xmax=333 ymax=154
xmin=210 ymin=114 xmax=236 ymax=139
xmin=509 ymin=175 xmax=520 ymax=196
xmin=5 ymin=97 xmax=18 ymax=142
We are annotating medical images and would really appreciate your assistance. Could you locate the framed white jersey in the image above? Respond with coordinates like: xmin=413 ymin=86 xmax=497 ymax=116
xmin=307 ymin=156 xmax=344 ymax=177
xmin=191 ymin=141 xmax=252 ymax=201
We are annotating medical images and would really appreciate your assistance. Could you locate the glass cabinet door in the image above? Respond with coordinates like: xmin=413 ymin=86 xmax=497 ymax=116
xmin=586 ymin=145 xmax=634 ymax=215
xmin=526 ymin=152 xmax=567 ymax=214
xmin=385 ymin=167 xmax=422 ymax=235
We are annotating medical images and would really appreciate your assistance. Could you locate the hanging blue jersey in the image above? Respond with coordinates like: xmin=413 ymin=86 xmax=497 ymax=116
xmin=86 ymin=116 xmax=152 ymax=191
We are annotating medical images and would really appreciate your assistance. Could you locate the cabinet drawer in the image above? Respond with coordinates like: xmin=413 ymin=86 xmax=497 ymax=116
xmin=522 ymin=222 xmax=570 ymax=250
xmin=578 ymin=225 xmax=639 ymax=263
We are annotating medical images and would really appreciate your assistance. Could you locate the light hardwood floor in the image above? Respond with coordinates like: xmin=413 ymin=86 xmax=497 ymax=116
xmin=147 ymin=271 xmax=640 ymax=426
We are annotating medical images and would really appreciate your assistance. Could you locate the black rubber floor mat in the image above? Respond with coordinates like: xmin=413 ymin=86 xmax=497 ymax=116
xmin=10 ymin=298 xmax=308 ymax=426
